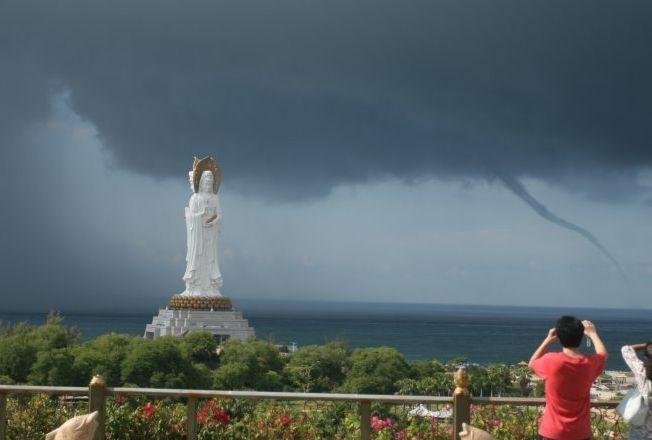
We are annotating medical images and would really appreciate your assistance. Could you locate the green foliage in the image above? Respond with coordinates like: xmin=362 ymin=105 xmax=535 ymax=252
xmin=28 ymin=348 xmax=77 ymax=386
xmin=284 ymin=341 xmax=350 ymax=392
xmin=0 ymin=314 xmax=549 ymax=403
xmin=467 ymin=363 xmax=514 ymax=397
xmin=396 ymin=372 xmax=453 ymax=396
xmin=409 ymin=359 xmax=445 ymax=379
xmin=4 ymin=395 xmax=627 ymax=440
xmin=512 ymin=365 xmax=533 ymax=396
xmin=212 ymin=339 xmax=285 ymax=391
xmin=0 ymin=374 xmax=15 ymax=384
xmin=219 ymin=339 xmax=285 ymax=371
xmin=213 ymin=361 xmax=250 ymax=390
xmin=0 ymin=327 xmax=38 ymax=382
xmin=6 ymin=394 xmax=85 ymax=438
xmin=73 ymin=333 xmax=137 ymax=386
xmin=533 ymin=379 xmax=546 ymax=397
xmin=180 ymin=331 xmax=219 ymax=365
xmin=32 ymin=311 xmax=81 ymax=350
xmin=192 ymin=363 xmax=214 ymax=389
xmin=106 ymin=398 xmax=185 ymax=439
xmin=0 ymin=314 xmax=79 ymax=384
xmin=340 ymin=347 xmax=409 ymax=394
xmin=121 ymin=337 xmax=204 ymax=388
xmin=0 ymin=316 xmax=627 ymax=439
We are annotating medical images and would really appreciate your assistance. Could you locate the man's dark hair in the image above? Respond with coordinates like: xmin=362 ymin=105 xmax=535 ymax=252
xmin=555 ymin=316 xmax=584 ymax=348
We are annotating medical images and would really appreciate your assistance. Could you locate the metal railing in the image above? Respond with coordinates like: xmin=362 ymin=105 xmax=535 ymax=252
xmin=0 ymin=368 xmax=620 ymax=440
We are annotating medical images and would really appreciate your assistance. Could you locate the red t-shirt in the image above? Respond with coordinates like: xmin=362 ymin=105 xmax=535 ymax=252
xmin=530 ymin=352 xmax=607 ymax=440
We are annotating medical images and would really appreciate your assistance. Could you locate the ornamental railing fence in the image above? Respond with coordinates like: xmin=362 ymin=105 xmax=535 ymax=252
xmin=0 ymin=368 xmax=620 ymax=440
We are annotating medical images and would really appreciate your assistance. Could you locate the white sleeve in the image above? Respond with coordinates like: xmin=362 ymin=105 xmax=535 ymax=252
xmin=621 ymin=345 xmax=647 ymax=393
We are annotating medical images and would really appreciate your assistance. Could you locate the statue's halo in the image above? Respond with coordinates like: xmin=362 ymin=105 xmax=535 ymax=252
xmin=192 ymin=156 xmax=221 ymax=193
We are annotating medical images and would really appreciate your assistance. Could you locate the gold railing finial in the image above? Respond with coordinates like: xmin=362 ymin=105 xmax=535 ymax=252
xmin=454 ymin=367 xmax=469 ymax=396
xmin=90 ymin=375 xmax=106 ymax=387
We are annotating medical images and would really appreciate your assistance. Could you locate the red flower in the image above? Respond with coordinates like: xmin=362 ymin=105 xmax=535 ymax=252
xmin=280 ymin=415 xmax=293 ymax=426
xmin=196 ymin=400 xmax=231 ymax=426
xmin=197 ymin=407 xmax=209 ymax=424
xmin=115 ymin=395 xmax=126 ymax=405
xmin=142 ymin=404 xmax=155 ymax=419
xmin=258 ymin=421 xmax=266 ymax=429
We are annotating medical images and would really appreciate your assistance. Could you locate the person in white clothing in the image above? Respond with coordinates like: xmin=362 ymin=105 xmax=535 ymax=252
xmin=621 ymin=341 xmax=652 ymax=439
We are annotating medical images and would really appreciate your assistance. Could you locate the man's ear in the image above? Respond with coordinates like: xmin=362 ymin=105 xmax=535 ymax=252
xmin=459 ymin=422 xmax=470 ymax=437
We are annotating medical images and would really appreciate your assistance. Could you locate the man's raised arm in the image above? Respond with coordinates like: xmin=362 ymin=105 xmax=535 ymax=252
xmin=529 ymin=328 xmax=557 ymax=368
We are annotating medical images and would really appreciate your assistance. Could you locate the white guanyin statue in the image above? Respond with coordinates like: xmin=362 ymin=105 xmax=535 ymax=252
xmin=181 ymin=156 xmax=223 ymax=296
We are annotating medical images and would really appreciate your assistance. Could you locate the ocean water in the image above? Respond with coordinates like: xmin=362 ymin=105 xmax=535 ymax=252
xmin=1 ymin=301 xmax=650 ymax=370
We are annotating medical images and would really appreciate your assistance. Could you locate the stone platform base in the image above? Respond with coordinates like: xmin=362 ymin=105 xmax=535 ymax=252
xmin=144 ymin=297 xmax=255 ymax=342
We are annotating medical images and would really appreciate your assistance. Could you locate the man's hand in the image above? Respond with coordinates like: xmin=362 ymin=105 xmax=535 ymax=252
xmin=582 ymin=320 xmax=597 ymax=338
xmin=546 ymin=328 xmax=557 ymax=342
xmin=529 ymin=328 xmax=558 ymax=369
xmin=582 ymin=320 xmax=608 ymax=356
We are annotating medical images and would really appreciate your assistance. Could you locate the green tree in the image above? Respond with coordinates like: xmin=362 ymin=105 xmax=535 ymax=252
xmin=467 ymin=364 xmax=513 ymax=397
xmin=28 ymin=348 xmax=77 ymax=386
xmin=340 ymin=347 xmax=409 ymax=394
xmin=397 ymin=372 xmax=453 ymax=396
xmin=31 ymin=312 xmax=80 ymax=351
xmin=533 ymin=379 xmax=546 ymax=397
xmin=467 ymin=364 xmax=489 ymax=396
xmin=284 ymin=341 xmax=350 ymax=392
xmin=120 ymin=337 xmax=203 ymax=388
xmin=0 ymin=327 xmax=38 ymax=382
xmin=73 ymin=333 xmax=137 ymax=386
xmin=213 ymin=361 xmax=250 ymax=390
xmin=179 ymin=331 xmax=219 ymax=366
xmin=212 ymin=339 xmax=285 ymax=390
xmin=409 ymin=359 xmax=445 ymax=379
xmin=512 ymin=366 xmax=532 ymax=396
xmin=485 ymin=364 xmax=512 ymax=397
xmin=0 ymin=313 xmax=80 ymax=384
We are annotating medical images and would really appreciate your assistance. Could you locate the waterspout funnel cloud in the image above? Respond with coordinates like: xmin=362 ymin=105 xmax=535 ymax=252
xmin=497 ymin=174 xmax=628 ymax=282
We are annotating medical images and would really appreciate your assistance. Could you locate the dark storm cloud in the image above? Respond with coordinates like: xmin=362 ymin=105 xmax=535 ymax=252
xmin=1 ymin=0 xmax=651 ymax=201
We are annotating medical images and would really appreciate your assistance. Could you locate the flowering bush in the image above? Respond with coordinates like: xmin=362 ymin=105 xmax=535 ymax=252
xmin=3 ymin=395 xmax=628 ymax=440
xmin=470 ymin=404 xmax=627 ymax=440
xmin=197 ymin=400 xmax=231 ymax=427
xmin=105 ymin=397 xmax=185 ymax=439
xmin=5 ymin=394 xmax=84 ymax=439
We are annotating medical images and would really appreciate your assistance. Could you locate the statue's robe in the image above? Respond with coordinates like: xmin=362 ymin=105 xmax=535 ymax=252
xmin=182 ymin=191 xmax=222 ymax=296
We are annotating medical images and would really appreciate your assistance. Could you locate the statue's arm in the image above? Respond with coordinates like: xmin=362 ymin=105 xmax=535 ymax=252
xmin=204 ymin=213 xmax=220 ymax=226
xmin=186 ymin=195 xmax=206 ymax=218
xmin=203 ymin=196 xmax=221 ymax=226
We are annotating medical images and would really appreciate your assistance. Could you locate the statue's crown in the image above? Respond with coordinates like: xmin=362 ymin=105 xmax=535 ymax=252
xmin=192 ymin=156 xmax=221 ymax=193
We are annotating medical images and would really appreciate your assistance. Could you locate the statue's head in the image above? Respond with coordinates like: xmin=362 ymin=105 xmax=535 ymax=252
xmin=199 ymin=170 xmax=214 ymax=193
xmin=191 ymin=156 xmax=221 ymax=193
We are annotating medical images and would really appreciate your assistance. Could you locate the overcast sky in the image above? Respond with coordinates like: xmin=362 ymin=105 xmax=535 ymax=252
xmin=1 ymin=0 xmax=651 ymax=312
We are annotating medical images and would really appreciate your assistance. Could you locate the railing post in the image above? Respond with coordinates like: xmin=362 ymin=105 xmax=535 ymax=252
xmin=453 ymin=368 xmax=470 ymax=440
xmin=0 ymin=392 xmax=6 ymax=440
xmin=359 ymin=400 xmax=370 ymax=440
xmin=89 ymin=375 xmax=106 ymax=440
xmin=187 ymin=397 xmax=197 ymax=440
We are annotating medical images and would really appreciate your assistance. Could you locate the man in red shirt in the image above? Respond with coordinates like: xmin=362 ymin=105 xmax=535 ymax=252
xmin=529 ymin=316 xmax=608 ymax=440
